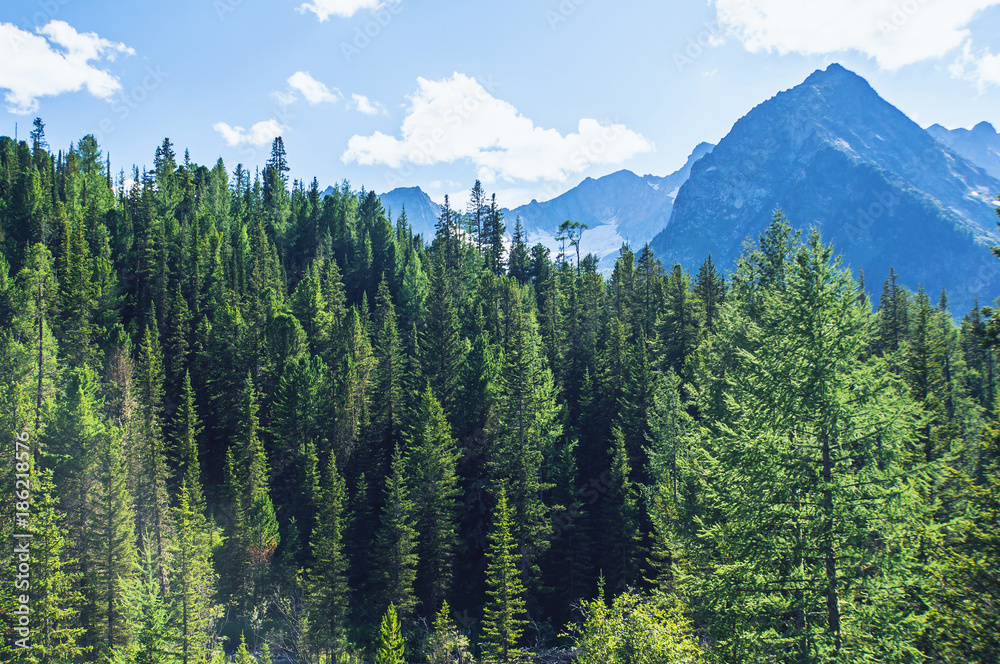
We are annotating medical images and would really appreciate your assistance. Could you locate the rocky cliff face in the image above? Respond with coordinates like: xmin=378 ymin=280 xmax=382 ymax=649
xmin=650 ymin=63 xmax=1000 ymax=313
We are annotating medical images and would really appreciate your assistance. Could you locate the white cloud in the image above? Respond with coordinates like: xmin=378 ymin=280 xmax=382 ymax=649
xmin=214 ymin=119 xmax=289 ymax=147
xmin=287 ymin=71 xmax=341 ymax=104
xmin=350 ymin=93 xmax=386 ymax=115
xmin=951 ymin=41 xmax=1000 ymax=89
xmin=713 ymin=0 xmax=1000 ymax=70
xmin=0 ymin=20 xmax=134 ymax=113
xmin=342 ymin=73 xmax=653 ymax=183
xmin=297 ymin=0 xmax=384 ymax=20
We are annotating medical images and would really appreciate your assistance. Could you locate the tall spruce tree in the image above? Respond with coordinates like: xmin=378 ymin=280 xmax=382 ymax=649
xmin=406 ymin=386 xmax=462 ymax=613
xmin=372 ymin=445 xmax=418 ymax=621
xmin=694 ymin=231 xmax=923 ymax=663
xmin=481 ymin=488 xmax=527 ymax=664
xmin=305 ymin=451 xmax=350 ymax=654
xmin=170 ymin=482 xmax=216 ymax=664
xmin=87 ymin=427 xmax=138 ymax=654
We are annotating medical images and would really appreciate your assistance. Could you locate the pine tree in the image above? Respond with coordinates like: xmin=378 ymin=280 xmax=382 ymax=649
xmin=117 ymin=540 xmax=174 ymax=664
xmin=507 ymin=216 xmax=530 ymax=285
xmin=484 ymin=194 xmax=506 ymax=275
xmin=426 ymin=600 xmax=471 ymax=664
xmin=171 ymin=371 xmax=204 ymax=510
xmin=170 ymin=482 xmax=217 ymax=664
xmin=423 ymin=256 xmax=466 ymax=419
xmin=16 ymin=243 xmax=58 ymax=432
xmin=233 ymin=633 xmax=255 ymax=664
xmin=374 ymin=603 xmax=405 ymax=664
xmin=656 ymin=264 xmax=702 ymax=379
xmin=88 ymin=427 xmax=138 ymax=654
xmin=601 ymin=427 xmax=642 ymax=594
xmin=406 ymin=386 xmax=462 ymax=613
xmin=372 ymin=445 xmax=418 ymax=621
xmin=695 ymin=231 xmax=924 ymax=663
xmin=305 ymin=451 xmax=350 ymax=654
xmin=481 ymin=488 xmax=527 ymax=664
xmin=25 ymin=469 xmax=86 ymax=664
xmin=222 ymin=372 xmax=279 ymax=608
xmin=134 ymin=323 xmax=171 ymax=582
xmin=693 ymin=253 xmax=725 ymax=335
xmin=371 ymin=274 xmax=404 ymax=475
xmin=489 ymin=296 xmax=557 ymax=594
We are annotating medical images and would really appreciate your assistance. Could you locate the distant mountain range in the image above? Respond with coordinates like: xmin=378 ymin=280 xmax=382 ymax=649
xmin=927 ymin=121 xmax=1000 ymax=180
xmin=324 ymin=63 xmax=1000 ymax=313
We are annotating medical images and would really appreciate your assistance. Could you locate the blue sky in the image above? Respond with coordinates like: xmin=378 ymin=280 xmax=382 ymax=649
xmin=2 ymin=0 xmax=1000 ymax=207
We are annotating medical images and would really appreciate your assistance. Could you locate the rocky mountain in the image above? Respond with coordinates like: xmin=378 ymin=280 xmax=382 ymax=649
xmin=508 ymin=142 xmax=714 ymax=266
xmin=650 ymin=63 xmax=1000 ymax=314
xmin=377 ymin=186 xmax=442 ymax=239
xmin=927 ymin=121 xmax=1000 ymax=180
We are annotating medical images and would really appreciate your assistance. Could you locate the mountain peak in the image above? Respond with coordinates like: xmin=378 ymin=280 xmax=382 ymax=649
xmin=799 ymin=62 xmax=874 ymax=97
xmin=651 ymin=64 xmax=1000 ymax=314
xmin=973 ymin=120 xmax=997 ymax=136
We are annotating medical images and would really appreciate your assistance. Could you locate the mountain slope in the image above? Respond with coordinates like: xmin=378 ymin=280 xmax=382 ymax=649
xmin=650 ymin=63 xmax=1000 ymax=313
xmin=509 ymin=142 xmax=713 ymax=264
xmin=377 ymin=186 xmax=443 ymax=239
xmin=927 ymin=121 xmax=1000 ymax=180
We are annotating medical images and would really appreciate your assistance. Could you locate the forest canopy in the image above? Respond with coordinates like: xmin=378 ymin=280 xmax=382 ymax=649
xmin=1 ymin=125 xmax=999 ymax=664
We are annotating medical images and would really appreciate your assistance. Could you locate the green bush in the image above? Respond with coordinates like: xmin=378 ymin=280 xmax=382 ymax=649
xmin=573 ymin=590 xmax=703 ymax=664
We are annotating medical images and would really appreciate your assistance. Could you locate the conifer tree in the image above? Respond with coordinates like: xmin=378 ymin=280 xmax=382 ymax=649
xmin=117 ymin=540 xmax=174 ymax=664
xmin=695 ymin=231 xmax=923 ymax=663
xmin=424 ymin=256 xmax=466 ymax=419
xmin=170 ymin=482 xmax=216 ymax=664
xmin=305 ymin=451 xmax=350 ymax=654
xmin=88 ymin=427 xmax=138 ymax=653
xmin=57 ymin=215 xmax=97 ymax=367
xmin=484 ymin=194 xmax=506 ymax=275
xmin=481 ymin=488 xmax=527 ymax=664
xmin=426 ymin=600 xmax=471 ymax=664
xmin=601 ymin=427 xmax=642 ymax=594
xmin=507 ymin=216 xmax=530 ymax=285
xmin=372 ymin=445 xmax=418 ymax=621
xmin=233 ymin=633 xmax=255 ymax=664
xmin=656 ymin=264 xmax=702 ymax=379
xmin=406 ymin=386 xmax=462 ymax=613
xmin=374 ymin=603 xmax=405 ymax=664
xmin=16 ymin=242 xmax=58 ymax=432
xmin=371 ymin=274 xmax=403 ymax=474
xmin=490 ymin=296 xmax=557 ymax=592
xmin=26 ymin=469 xmax=86 ymax=664
xmin=222 ymin=372 xmax=279 ymax=608
xmin=694 ymin=253 xmax=725 ymax=335
xmin=171 ymin=371 xmax=204 ymax=509
xmin=134 ymin=323 xmax=171 ymax=580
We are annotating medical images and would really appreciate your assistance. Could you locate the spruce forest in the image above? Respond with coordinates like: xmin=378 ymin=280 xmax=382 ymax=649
xmin=2 ymin=124 xmax=999 ymax=664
